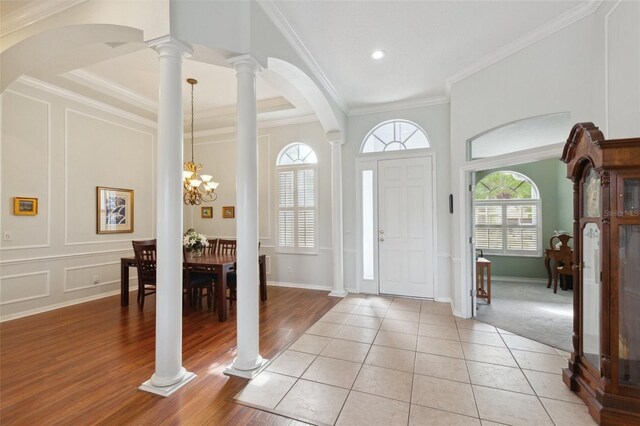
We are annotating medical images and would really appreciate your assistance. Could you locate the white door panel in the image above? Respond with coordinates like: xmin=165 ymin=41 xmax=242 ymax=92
xmin=379 ymin=157 xmax=434 ymax=298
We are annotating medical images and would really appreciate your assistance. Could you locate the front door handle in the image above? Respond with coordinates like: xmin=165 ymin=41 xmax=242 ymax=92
xmin=379 ymin=229 xmax=384 ymax=235
xmin=379 ymin=237 xmax=384 ymax=242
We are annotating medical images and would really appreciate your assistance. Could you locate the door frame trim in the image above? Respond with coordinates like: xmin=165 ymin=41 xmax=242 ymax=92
xmin=356 ymin=150 xmax=438 ymax=299
xmin=457 ymin=142 xmax=564 ymax=318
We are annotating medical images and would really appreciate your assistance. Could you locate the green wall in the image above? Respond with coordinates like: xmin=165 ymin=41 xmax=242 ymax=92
xmin=475 ymin=158 xmax=573 ymax=278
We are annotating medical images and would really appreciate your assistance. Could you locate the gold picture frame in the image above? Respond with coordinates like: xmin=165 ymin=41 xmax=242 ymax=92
xmin=13 ymin=197 xmax=38 ymax=216
xmin=222 ymin=206 xmax=235 ymax=219
xmin=201 ymin=206 xmax=213 ymax=218
xmin=96 ymin=187 xmax=134 ymax=234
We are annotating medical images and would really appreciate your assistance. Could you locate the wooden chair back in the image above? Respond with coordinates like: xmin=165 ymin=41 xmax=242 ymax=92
xmin=550 ymin=233 xmax=572 ymax=251
xmin=551 ymin=234 xmax=573 ymax=293
xmin=556 ymin=235 xmax=574 ymax=275
xmin=206 ymin=238 xmax=218 ymax=255
xmin=132 ymin=239 xmax=157 ymax=284
xmin=217 ymin=239 xmax=236 ymax=255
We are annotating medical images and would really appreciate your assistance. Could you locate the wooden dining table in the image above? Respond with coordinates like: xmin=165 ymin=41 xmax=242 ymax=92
xmin=121 ymin=253 xmax=267 ymax=322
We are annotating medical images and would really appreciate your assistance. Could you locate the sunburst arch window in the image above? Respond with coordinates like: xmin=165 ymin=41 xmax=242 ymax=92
xmin=361 ymin=120 xmax=430 ymax=153
xmin=277 ymin=143 xmax=317 ymax=165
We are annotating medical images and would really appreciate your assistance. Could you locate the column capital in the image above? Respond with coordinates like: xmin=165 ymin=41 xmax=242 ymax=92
xmin=228 ymin=54 xmax=266 ymax=73
xmin=327 ymin=130 xmax=344 ymax=146
xmin=147 ymin=36 xmax=193 ymax=57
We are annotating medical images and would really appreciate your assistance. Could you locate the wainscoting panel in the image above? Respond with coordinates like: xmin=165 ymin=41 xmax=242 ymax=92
xmin=0 ymin=271 xmax=50 ymax=305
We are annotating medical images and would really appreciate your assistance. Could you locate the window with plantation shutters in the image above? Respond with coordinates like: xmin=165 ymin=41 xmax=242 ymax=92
xmin=276 ymin=143 xmax=318 ymax=253
xmin=474 ymin=171 xmax=542 ymax=256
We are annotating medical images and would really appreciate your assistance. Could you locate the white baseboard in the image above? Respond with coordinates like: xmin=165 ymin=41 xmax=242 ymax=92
xmin=0 ymin=286 xmax=137 ymax=322
xmin=492 ymin=275 xmax=547 ymax=285
xmin=435 ymin=297 xmax=452 ymax=304
xmin=267 ymin=281 xmax=332 ymax=292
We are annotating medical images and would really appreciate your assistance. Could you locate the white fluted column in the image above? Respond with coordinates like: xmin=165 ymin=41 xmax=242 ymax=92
xmin=225 ymin=54 xmax=267 ymax=379
xmin=140 ymin=37 xmax=196 ymax=397
xmin=328 ymin=131 xmax=347 ymax=297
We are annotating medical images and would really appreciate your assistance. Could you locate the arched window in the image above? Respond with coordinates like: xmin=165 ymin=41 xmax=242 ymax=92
xmin=361 ymin=120 xmax=430 ymax=153
xmin=276 ymin=143 xmax=317 ymax=252
xmin=474 ymin=171 xmax=542 ymax=256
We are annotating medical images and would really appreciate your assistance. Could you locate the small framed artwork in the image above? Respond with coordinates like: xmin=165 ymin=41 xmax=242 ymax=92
xmin=96 ymin=187 xmax=134 ymax=234
xmin=222 ymin=206 xmax=235 ymax=219
xmin=201 ymin=206 xmax=213 ymax=219
xmin=13 ymin=197 xmax=38 ymax=216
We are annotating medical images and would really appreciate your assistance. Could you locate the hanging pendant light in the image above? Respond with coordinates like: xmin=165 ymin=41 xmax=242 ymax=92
xmin=183 ymin=78 xmax=219 ymax=205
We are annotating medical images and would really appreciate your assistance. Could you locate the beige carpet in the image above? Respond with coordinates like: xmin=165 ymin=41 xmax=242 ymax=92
xmin=475 ymin=280 xmax=573 ymax=352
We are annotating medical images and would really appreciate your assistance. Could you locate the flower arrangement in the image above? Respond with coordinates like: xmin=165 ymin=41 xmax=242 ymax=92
xmin=183 ymin=228 xmax=208 ymax=252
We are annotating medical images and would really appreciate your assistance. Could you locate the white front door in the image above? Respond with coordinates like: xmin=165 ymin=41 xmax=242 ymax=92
xmin=378 ymin=157 xmax=434 ymax=298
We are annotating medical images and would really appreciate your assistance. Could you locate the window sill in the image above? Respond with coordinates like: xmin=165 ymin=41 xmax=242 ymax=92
xmin=274 ymin=249 xmax=319 ymax=256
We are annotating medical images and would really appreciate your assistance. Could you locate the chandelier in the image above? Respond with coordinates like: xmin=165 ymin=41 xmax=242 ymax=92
xmin=183 ymin=78 xmax=218 ymax=205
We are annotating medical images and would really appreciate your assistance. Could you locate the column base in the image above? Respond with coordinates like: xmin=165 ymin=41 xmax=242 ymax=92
xmin=224 ymin=357 xmax=269 ymax=379
xmin=329 ymin=290 xmax=348 ymax=297
xmin=139 ymin=371 xmax=196 ymax=397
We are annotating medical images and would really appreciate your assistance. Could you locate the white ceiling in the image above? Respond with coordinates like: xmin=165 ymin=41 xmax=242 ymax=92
xmin=10 ymin=0 xmax=592 ymax=127
xmin=273 ymin=0 xmax=584 ymax=108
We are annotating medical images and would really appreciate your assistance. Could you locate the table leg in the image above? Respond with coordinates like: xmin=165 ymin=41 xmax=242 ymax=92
xmin=487 ymin=263 xmax=491 ymax=304
xmin=544 ymin=255 xmax=552 ymax=288
xmin=121 ymin=259 xmax=129 ymax=307
xmin=217 ymin=267 xmax=228 ymax=322
xmin=259 ymin=256 xmax=267 ymax=302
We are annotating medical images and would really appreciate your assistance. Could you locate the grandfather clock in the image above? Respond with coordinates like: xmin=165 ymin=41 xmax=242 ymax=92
xmin=561 ymin=123 xmax=640 ymax=425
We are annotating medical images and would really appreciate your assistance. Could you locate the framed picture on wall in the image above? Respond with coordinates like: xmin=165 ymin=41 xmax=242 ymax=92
xmin=96 ymin=187 xmax=134 ymax=234
xmin=222 ymin=206 xmax=235 ymax=219
xmin=13 ymin=197 xmax=38 ymax=216
xmin=201 ymin=206 xmax=213 ymax=218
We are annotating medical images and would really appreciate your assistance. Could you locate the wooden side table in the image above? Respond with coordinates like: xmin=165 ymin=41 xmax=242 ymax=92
xmin=476 ymin=257 xmax=491 ymax=304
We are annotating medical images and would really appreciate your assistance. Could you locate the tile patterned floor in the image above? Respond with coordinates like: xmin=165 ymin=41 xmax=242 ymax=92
xmin=234 ymin=295 xmax=595 ymax=426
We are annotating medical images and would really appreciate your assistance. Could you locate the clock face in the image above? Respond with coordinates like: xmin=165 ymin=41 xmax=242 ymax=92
xmin=584 ymin=169 xmax=601 ymax=217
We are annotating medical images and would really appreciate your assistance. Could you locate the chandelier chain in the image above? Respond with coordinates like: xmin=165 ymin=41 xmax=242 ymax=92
xmin=190 ymin=80 xmax=195 ymax=163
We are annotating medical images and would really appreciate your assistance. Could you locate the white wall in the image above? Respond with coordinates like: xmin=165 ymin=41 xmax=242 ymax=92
xmin=0 ymin=79 xmax=156 ymax=320
xmin=448 ymin=1 xmax=640 ymax=316
xmin=605 ymin=0 xmax=640 ymax=139
xmin=344 ymin=103 xmax=452 ymax=300
xmin=182 ymin=120 xmax=334 ymax=290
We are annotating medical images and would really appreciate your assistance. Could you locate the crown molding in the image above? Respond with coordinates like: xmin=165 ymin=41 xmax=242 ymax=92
xmin=348 ymin=96 xmax=449 ymax=117
xmin=195 ymin=96 xmax=294 ymax=120
xmin=63 ymin=69 xmax=158 ymax=113
xmin=256 ymin=0 xmax=349 ymax=115
xmin=63 ymin=70 xmax=294 ymax=121
xmin=0 ymin=0 xmax=87 ymax=38
xmin=192 ymin=114 xmax=318 ymax=139
xmin=444 ymin=0 xmax=604 ymax=95
xmin=16 ymin=75 xmax=157 ymax=129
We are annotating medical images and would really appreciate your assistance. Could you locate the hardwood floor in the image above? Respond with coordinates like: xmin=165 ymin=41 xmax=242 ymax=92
xmin=0 ymin=286 xmax=340 ymax=425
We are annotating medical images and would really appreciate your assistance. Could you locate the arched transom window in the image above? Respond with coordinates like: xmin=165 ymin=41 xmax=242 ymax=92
xmin=361 ymin=120 xmax=430 ymax=153
xmin=276 ymin=143 xmax=317 ymax=253
xmin=277 ymin=143 xmax=317 ymax=165
xmin=474 ymin=171 xmax=542 ymax=256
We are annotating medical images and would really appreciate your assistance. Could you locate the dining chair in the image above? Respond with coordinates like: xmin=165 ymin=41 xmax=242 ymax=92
xmin=132 ymin=240 xmax=157 ymax=309
xmin=206 ymin=238 xmax=218 ymax=255
xmin=552 ymin=234 xmax=573 ymax=293
xmin=183 ymin=248 xmax=215 ymax=310
xmin=217 ymin=239 xmax=237 ymax=255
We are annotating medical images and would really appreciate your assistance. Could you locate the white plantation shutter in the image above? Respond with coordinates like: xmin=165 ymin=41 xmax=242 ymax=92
xmin=475 ymin=200 xmax=541 ymax=256
xmin=277 ymin=166 xmax=317 ymax=252
xmin=279 ymin=170 xmax=294 ymax=208
xmin=278 ymin=171 xmax=295 ymax=247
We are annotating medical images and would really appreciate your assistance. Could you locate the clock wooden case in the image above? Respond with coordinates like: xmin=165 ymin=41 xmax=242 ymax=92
xmin=561 ymin=123 xmax=640 ymax=425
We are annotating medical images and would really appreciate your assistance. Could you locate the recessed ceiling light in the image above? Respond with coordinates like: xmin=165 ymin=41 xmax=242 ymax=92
xmin=371 ymin=50 xmax=386 ymax=60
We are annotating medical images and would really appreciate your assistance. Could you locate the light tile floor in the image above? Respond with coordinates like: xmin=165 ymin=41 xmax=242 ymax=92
xmin=235 ymin=294 xmax=596 ymax=426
